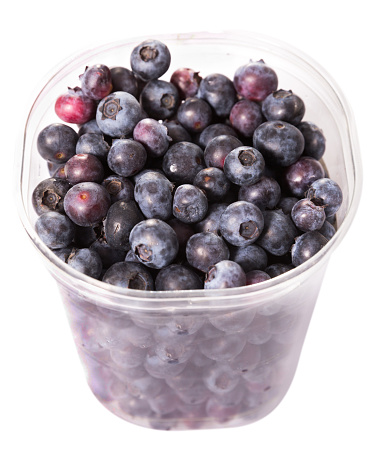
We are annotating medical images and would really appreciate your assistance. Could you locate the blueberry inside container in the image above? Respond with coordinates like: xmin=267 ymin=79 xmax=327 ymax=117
xmin=16 ymin=31 xmax=362 ymax=430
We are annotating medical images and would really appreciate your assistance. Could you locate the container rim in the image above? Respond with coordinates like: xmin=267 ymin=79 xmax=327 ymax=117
xmin=15 ymin=29 xmax=363 ymax=312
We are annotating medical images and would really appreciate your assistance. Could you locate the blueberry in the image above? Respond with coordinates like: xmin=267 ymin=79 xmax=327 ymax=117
xmin=140 ymin=79 xmax=180 ymax=120
xmin=261 ymin=89 xmax=305 ymax=125
xmin=129 ymin=219 xmax=179 ymax=269
xmin=291 ymin=231 xmax=328 ymax=266
xmin=298 ymin=121 xmax=326 ymax=160
xmin=265 ymin=262 xmax=295 ymax=278
xmin=194 ymin=203 xmax=228 ymax=236
xmin=35 ymin=211 xmax=75 ymax=249
xmin=276 ymin=196 xmax=299 ymax=215
xmin=167 ymin=218 xmax=195 ymax=257
xmin=233 ymin=59 xmax=278 ymax=102
xmin=197 ymin=73 xmax=236 ymax=118
xmin=193 ymin=167 xmax=230 ymax=202
xmin=256 ymin=209 xmax=298 ymax=256
xmin=223 ymin=146 xmax=265 ymax=186
xmin=67 ymin=248 xmax=103 ymax=279
xmin=101 ymin=174 xmax=134 ymax=203
xmin=89 ymin=237 xmax=127 ymax=269
xmin=75 ymin=133 xmax=110 ymax=162
xmin=37 ymin=123 xmax=78 ymax=163
xmin=107 ymin=139 xmax=147 ymax=177
xmin=102 ymin=261 xmax=154 ymax=290
xmin=64 ymin=153 xmax=104 ymax=184
xmin=198 ymin=123 xmax=239 ymax=149
xmin=229 ymin=244 xmax=268 ymax=272
xmin=173 ymin=184 xmax=208 ymax=224
xmin=79 ymin=64 xmax=112 ymax=101
xmin=55 ymin=87 xmax=97 ymax=125
xmin=32 ymin=177 xmax=71 ymax=215
xmin=204 ymin=260 xmax=246 ymax=289
xmin=283 ymin=156 xmax=325 ymax=198
xmin=130 ymin=39 xmax=171 ymax=81
xmin=318 ymin=219 xmax=336 ymax=241
xmin=203 ymin=134 xmax=243 ymax=170
xmin=253 ymin=120 xmax=305 ymax=167
xmin=133 ymin=118 xmax=171 ymax=158
xmin=186 ymin=232 xmax=230 ymax=273
xmin=155 ymin=264 xmax=203 ymax=291
xmin=219 ymin=201 xmax=264 ymax=247
xmin=162 ymin=141 xmax=205 ymax=184
xmin=78 ymin=119 xmax=103 ymax=137
xmin=63 ymin=182 xmax=111 ymax=227
xmin=110 ymin=66 xmax=140 ymax=99
xmin=229 ymin=99 xmax=263 ymax=138
xmin=170 ymin=67 xmax=202 ymax=99
xmin=245 ymin=269 xmax=271 ymax=285
xmin=238 ymin=176 xmax=281 ymax=210
xmin=291 ymin=198 xmax=326 ymax=232
xmin=104 ymin=200 xmax=144 ymax=250
xmin=306 ymin=178 xmax=343 ymax=217
xmin=96 ymin=91 xmax=142 ymax=137
xmin=176 ymin=97 xmax=213 ymax=133
xmin=163 ymin=120 xmax=192 ymax=144
xmin=134 ymin=170 xmax=173 ymax=220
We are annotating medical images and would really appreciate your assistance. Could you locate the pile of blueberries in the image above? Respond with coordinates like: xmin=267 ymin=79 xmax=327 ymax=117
xmin=33 ymin=38 xmax=343 ymax=291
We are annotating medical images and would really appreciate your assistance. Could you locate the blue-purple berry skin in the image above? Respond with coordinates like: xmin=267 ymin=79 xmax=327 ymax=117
xmin=67 ymin=248 xmax=103 ymax=279
xmin=283 ymin=156 xmax=325 ymax=198
xmin=96 ymin=91 xmax=142 ymax=137
xmin=173 ymin=184 xmax=208 ymax=224
xmin=298 ymin=121 xmax=326 ymax=160
xmin=195 ymin=203 xmax=228 ymax=236
xmin=102 ymin=261 xmax=154 ymax=290
xmin=78 ymin=119 xmax=103 ymax=137
xmin=134 ymin=170 xmax=173 ymax=220
xmin=80 ymin=64 xmax=112 ymax=101
xmin=140 ymin=80 xmax=179 ymax=120
xmin=238 ymin=176 xmax=281 ymax=211
xmin=197 ymin=73 xmax=236 ymax=118
xmin=75 ymin=133 xmax=110 ymax=162
xmin=104 ymin=200 xmax=144 ymax=250
xmin=133 ymin=118 xmax=171 ymax=158
xmin=291 ymin=198 xmax=326 ymax=232
xmin=198 ymin=123 xmax=239 ymax=149
xmin=186 ymin=232 xmax=230 ymax=273
xmin=265 ymin=262 xmax=294 ymax=278
xmin=63 ymin=182 xmax=111 ymax=227
xmin=291 ymin=231 xmax=328 ymax=267
xmin=261 ymin=89 xmax=305 ymax=125
xmin=101 ymin=175 xmax=134 ymax=203
xmin=162 ymin=141 xmax=205 ymax=184
xmin=107 ymin=139 xmax=147 ymax=177
xmin=306 ymin=178 xmax=343 ymax=218
xmin=193 ymin=167 xmax=230 ymax=202
xmin=130 ymin=39 xmax=171 ymax=81
xmin=129 ymin=219 xmax=179 ymax=269
xmin=177 ymin=97 xmax=213 ymax=134
xmin=219 ymin=201 xmax=264 ymax=247
xmin=229 ymin=244 xmax=268 ymax=272
xmin=64 ymin=153 xmax=104 ymax=185
xmin=110 ymin=66 xmax=140 ymax=99
xmin=37 ymin=123 xmax=78 ymax=163
xmin=246 ymin=269 xmax=271 ymax=285
xmin=224 ymin=146 xmax=265 ymax=186
xmin=203 ymin=134 xmax=243 ymax=170
xmin=229 ymin=99 xmax=263 ymax=138
xmin=318 ymin=220 xmax=336 ymax=241
xmin=256 ymin=209 xmax=298 ymax=256
xmin=163 ymin=120 xmax=192 ymax=144
xmin=155 ymin=264 xmax=203 ymax=291
xmin=204 ymin=260 xmax=246 ymax=289
xmin=35 ymin=211 xmax=75 ymax=249
xmin=253 ymin=120 xmax=305 ymax=167
xmin=32 ymin=177 xmax=71 ymax=215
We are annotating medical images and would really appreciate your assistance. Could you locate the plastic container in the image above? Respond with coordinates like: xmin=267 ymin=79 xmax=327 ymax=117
xmin=16 ymin=31 xmax=362 ymax=430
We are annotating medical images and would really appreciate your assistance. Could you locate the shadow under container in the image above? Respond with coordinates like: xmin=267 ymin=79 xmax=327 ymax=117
xmin=17 ymin=31 xmax=362 ymax=430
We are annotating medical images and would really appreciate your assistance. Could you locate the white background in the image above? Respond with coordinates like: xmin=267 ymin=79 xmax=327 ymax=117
xmin=2 ymin=1 xmax=378 ymax=453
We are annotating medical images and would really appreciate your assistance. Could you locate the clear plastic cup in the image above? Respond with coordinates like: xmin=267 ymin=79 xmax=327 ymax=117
xmin=16 ymin=31 xmax=362 ymax=430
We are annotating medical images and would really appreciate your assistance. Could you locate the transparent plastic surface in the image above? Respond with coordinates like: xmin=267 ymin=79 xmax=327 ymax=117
xmin=16 ymin=31 xmax=362 ymax=430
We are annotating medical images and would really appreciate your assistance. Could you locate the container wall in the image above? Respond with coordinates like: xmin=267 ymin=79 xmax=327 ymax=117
xmin=59 ymin=261 xmax=326 ymax=430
